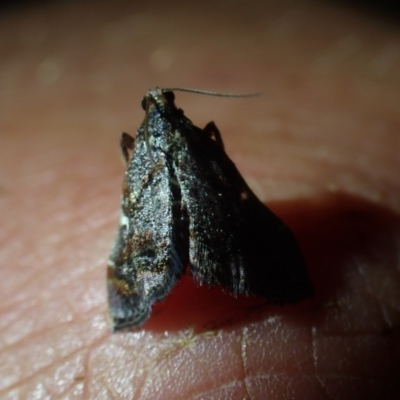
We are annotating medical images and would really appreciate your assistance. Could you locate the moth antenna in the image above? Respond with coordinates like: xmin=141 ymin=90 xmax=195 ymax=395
xmin=163 ymin=87 xmax=263 ymax=98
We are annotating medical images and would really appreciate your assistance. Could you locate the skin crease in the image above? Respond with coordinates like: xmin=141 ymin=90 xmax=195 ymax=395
xmin=0 ymin=0 xmax=400 ymax=398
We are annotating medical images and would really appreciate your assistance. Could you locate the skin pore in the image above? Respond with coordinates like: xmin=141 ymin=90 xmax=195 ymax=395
xmin=0 ymin=0 xmax=399 ymax=398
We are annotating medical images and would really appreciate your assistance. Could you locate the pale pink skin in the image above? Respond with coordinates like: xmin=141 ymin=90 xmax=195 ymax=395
xmin=1 ymin=1 xmax=399 ymax=398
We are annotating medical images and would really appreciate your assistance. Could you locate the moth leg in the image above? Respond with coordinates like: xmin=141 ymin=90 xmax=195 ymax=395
xmin=120 ymin=132 xmax=135 ymax=165
xmin=203 ymin=121 xmax=224 ymax=149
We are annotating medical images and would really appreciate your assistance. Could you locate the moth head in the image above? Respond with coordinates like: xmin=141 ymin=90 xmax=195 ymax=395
xmin=162 ymin=90 xmax=175 ymax=103
xmin=141 ymin=87 xmax=176 ymax=113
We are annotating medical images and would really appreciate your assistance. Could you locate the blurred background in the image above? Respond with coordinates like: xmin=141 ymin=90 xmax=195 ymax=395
xmin=1 ymin=0 xmax=399 ymax=146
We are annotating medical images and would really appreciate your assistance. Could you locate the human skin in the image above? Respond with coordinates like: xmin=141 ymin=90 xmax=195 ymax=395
xmin=0 ymin=0 xmax=399 ymax=398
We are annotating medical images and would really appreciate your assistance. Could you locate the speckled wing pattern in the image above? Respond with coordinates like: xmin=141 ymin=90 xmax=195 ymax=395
xmin=107 ymin=96 xmax=188 ymax=330
xmin=107 ymin=87 xmax=313 ymax=331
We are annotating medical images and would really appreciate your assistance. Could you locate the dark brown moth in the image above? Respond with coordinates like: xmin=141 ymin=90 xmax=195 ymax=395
xmin=107 ymin=87 xmax=313 ymax=331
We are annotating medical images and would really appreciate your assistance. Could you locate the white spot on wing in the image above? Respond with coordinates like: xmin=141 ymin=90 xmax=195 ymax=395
xmin=119 ymin=212 xmax=130 ymax=229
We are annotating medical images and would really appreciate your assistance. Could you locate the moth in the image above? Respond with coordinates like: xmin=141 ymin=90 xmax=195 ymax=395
xmin=107 ymin=87 xmax=313 ymax=331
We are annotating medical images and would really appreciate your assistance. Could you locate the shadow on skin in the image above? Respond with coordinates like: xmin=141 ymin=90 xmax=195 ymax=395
xmin=135 ymin=192 xmax=400 ymax=333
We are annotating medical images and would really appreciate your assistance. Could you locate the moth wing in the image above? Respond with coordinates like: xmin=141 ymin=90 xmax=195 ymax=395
xmin=108 ymin=140 xmax=185 ymax=330
xmin=175 ymin=125 xmax=313 ymax=302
